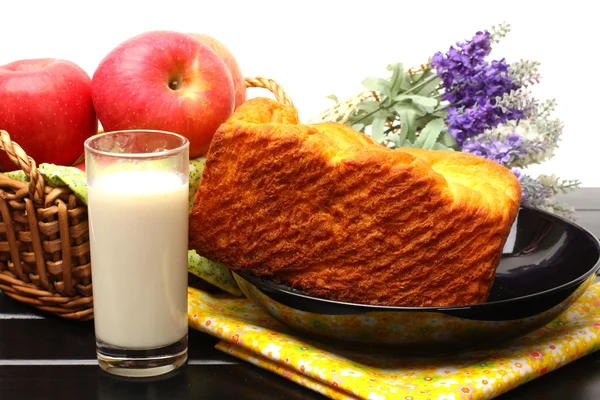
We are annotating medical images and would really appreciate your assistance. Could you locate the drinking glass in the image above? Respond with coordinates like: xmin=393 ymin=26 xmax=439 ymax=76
xmin=84 ymin=130 xmax=190 ymax=377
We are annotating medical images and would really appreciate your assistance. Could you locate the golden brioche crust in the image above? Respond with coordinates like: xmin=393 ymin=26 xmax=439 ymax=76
xmin=189 ymin=98 xmax=521 ymax=307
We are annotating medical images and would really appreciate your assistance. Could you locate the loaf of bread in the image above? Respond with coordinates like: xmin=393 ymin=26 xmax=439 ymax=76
xmin=188 ymin=98 xmax=521 ymax=307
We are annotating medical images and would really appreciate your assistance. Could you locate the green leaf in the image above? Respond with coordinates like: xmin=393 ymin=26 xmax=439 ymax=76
xmin=326 ymin=94 xmax=339 ymax=103
xmin=352 ymin=123 xmax=365 ymax=132
xmin=387 ymin=63 xmax=405 ymax=98
xmin=432 ymin=142 xmax=452 ymax=150
xmin=361 ymin=77 xmax=391 ymax=96
xmin=414 ymin=113 xmax=445 ymax=129
xmin=348 ymin=106 xmax=394 ymax=128
xmin=394 ymin=95 xmax=438 ymax=113
xmin=431 ymin=110 xmax=449 ymax=118
xmin=414 ymin=118 xmax=444 ymax=149
xmin=370 ymin=114 xmax=387 ymax=143
xmin=438 ymin=131 xmax=458 ymax=149
xmin=387 ymin=134 xmax=411 ymax=148
xmin=396 ymin=107 xmax=417 ymax=144
xmin=392 ymin=101 xmax=426 ymax=119
xmin=394 ymin=95 xmax=410 ymax=104
xmin=356 ymin=100 xmax=381 ymax=113
xmin=408 ymin=71 xmax=423 ymax=85
xmin=410 ymin=61 xmax=432 ymax=85
xmin=346 ymin=100 xmax=380 ymax=126
xmin=415 ymin=76 xmax=442 ymax=97
xmin=347 ymin=112 xmax=375 ymax=127
xmin=400 ymin=76 xmax=412 ymax=91
xmin=387 ymin=134 xmax=400 ymax=147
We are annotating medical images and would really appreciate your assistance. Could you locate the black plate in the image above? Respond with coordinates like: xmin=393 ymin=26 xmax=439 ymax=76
xmin=232 ymin=206 xmax=600 ymax=355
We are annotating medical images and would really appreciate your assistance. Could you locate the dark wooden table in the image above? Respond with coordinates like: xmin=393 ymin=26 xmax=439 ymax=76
xmin=1 ymin=189 xmax=599 ymax=399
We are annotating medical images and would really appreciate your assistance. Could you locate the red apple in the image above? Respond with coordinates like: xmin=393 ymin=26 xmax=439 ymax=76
xmin=188 ymin=33 xmax=246 ymax=109
xmin=91 ymin=30 xmax=235 ymax=158
xmin=0 ymin=58 xmax=98 ymax=171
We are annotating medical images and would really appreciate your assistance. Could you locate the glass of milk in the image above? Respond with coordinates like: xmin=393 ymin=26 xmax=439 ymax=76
xmin=84 ymin=130 xmax=190 ymax=378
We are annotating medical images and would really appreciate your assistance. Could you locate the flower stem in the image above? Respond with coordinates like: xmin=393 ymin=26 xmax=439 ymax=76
xmin=402 ymin=74 xmax=440 ymax=95
xmin=350 ymin=104 xmax=385 ymax=126
xmin=385 ymin=124 xmax=400 ymax=134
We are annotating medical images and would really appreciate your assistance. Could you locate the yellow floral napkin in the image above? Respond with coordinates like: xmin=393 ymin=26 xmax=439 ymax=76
xmin=187 ymin=282 xmax=600 ymax=400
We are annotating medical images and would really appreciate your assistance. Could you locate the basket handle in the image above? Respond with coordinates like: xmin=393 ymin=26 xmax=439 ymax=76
xmin=244 ymin=76 xmax=294 ymax=107
xmin=0 ymin=130 xmax=45 ymax=204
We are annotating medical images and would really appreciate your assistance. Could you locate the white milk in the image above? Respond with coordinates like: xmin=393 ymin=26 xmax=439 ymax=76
xmin=88 ymin=170 xmax=189 ymax=349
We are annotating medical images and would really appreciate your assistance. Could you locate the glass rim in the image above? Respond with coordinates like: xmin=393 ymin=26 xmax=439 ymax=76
xmin=84 ymin=129 xmax=190 ymax=159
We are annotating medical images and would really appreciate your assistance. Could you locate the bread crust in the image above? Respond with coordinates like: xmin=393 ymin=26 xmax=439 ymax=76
xmin=189 ymin=98 xmax=521 ymax=307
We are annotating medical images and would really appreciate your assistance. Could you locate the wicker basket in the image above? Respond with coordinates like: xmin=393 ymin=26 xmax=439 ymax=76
xmin=0 ymin=76 xmax=292 ymax=321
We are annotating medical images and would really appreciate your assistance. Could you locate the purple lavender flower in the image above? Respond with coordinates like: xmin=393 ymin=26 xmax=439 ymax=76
xmin=518 ymin=174 xmax=553 ymax=204
xmin=462 ymin=133 xmax=526 ymax=165
xmin=432 ymin=31 xmax=491 ymax=91
xmin=446 ymin=104 xmax=501 ymax=144
xmin=432 ymin=31 xmax=523 ymax=145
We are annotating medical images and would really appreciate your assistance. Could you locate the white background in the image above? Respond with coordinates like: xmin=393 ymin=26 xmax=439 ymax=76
xmin=1 ymin=0 xmax=598 ymax=186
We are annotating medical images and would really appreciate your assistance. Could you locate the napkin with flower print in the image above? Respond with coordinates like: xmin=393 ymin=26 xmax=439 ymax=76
xmin=187 ymin=282 xmax=600 ymax=400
